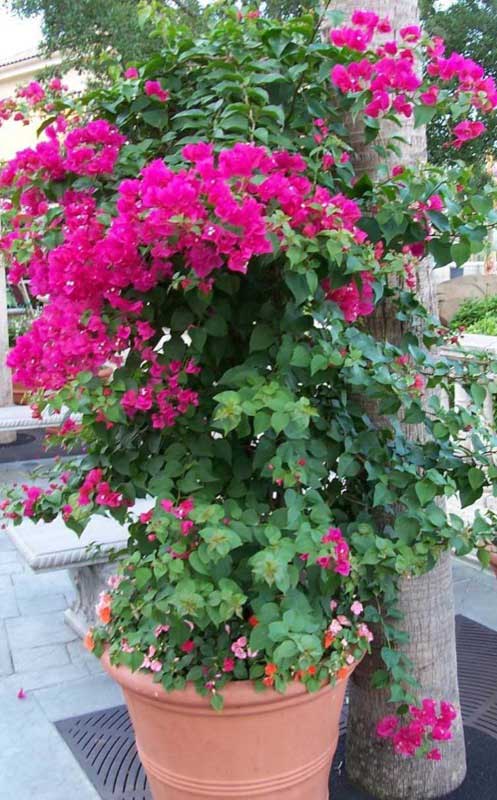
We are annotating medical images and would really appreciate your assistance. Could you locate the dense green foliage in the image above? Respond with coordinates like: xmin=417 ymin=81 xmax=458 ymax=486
xmin=450 ymin=293 xmax=497 ymax=333
xmin=3 ymin=10 xmax=497 ymax=708
xmin=3 ymin=0 xmax=201 ymax=76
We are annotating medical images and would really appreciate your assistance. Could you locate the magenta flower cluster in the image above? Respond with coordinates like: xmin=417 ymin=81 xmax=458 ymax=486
xmin=1 ymin=138 xmax=373 ymax=393
xmin=330 ymin=11 xmax=496 ymax=145
xmin=377 ymin=699 xmax=458 ymax=761
xmin=300 ymin=527 xmax=352 ymax=576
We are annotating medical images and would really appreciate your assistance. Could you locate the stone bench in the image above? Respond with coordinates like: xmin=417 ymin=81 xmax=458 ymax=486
xmin=0 ymin=404 xmax=82 ymax=432
xmin=8 ymin=499 xmax=152 ymax=637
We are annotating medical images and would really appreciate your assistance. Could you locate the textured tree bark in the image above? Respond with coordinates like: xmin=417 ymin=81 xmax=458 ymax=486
xmin=330 ymin=1 xmax=467 ymax=796
xmin=346 ymin=553 xmax=466 ymax=799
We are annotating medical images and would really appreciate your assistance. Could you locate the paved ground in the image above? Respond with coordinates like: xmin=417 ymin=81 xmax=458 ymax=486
xmin=0 ymin=458 xmax=496 ymax=800
xmin=0 ymin=460 xmax=122 ymax=800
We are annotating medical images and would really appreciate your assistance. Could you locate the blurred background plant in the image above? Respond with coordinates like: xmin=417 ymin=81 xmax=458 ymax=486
xmin=450 ymin=295 xmax=497 ymax=334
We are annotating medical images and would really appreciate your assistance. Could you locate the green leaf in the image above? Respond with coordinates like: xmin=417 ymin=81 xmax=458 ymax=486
xmin=142 ymin=109 xmax=167 ymax=129
xmin=381 ymin=646 xmax=400 ymax=669
xmin=310 ymin=354 xmax=329 ymax=375
xmin=429 ymin=239 xmax=452 ymax=267
xmin=210 ymin=693 xmax=224 ymax=711
xmin=290 ymin=345 xmax=310 ymax=368
xmin=337 ymin=453 xmax=361 ymax=478
xmin=477 ymin=547 xmax=491 ymax=568
xmin=254 ymin=411 xmax=271 ymax=436
xmin=272 ymin=411 xmax=290 ymax=434
xmin=451 ymin=239 xmax=471 ymax=267
xmin=273 ymin=640 xmax=298 ymax=660
xmin=250 ymin=324 xmax=273 ymax=352
xmin=471 ymin=195 xmax=493 ymax=215
xmin=414 ymin=104 xmax=437 ymax=128
xmin=135 ymin=567 xmax=152 ymax=589
xmin=415 ymin=479 xmax=437 ymax=506
xmin=470 ymin=383 xmax=487 ymax=407
xmin=468 ymin=467 xmax=486 ymax=490
xmin=427 ymin=211 xmax=450 ymax=232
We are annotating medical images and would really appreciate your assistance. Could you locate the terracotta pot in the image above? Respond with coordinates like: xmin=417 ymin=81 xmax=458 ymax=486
xmin=102 ymin=651 xmax=353 ymax=800
xmin=12 ymin=381 xmax=29 ymax=405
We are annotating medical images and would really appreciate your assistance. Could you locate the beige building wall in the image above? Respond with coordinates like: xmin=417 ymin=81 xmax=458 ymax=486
xmin=0 ymin=50 xmax=85 ymax=158
xmin=0 ymin=51 xmax=85 ymax=423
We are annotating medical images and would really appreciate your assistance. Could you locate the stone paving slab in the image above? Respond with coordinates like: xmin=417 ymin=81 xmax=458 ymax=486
xmin=3 ymin=661 xmax=90 ymax=693
xmin=0 ymin=588 xmax=19 ymax=619
xmin=5 ymin=610 xmax=79 ymax=650
xmin=16 ymin=590 xmax=69 ymax=616
xmin=12 ymin=643 xmax=71 ymax=673
xmin=66 ymin=639 xmax=109 ymax=675
xmin=0 ymin=559 xmax=23 ymax=575
xmin=12 ymin=568 xmax=75 ymax=598
xmin=453 ymin=557 xmax=497 ymax=631
xmin=0 ymin=684 xmax=100 ymax=800
xmin=0 ymin=622 xmax=12 ymax=677
xmin=34 ymin=673 xmax=124 ymax=722
xmin=0 ymin=574 xmax=12 ymax=592
xmin=0 ymin=535 xmax=15 ymax=552
xmin=0 ymin=549 xmax=20 ymax=564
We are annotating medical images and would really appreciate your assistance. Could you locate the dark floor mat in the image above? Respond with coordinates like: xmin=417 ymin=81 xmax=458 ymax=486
xmin=0 ymin=428 xmax=85 ymax=462
xmin=55 ymin=615 xmax=497 ymax=799
xmin=331 ymin=727 xmax=497 ymax=799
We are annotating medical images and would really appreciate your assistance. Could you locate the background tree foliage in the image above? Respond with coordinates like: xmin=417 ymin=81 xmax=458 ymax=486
xmin=2 ymin=0 xmax=202 ymax=76
xmin=421 ymin=0 xmax=497 ymax=172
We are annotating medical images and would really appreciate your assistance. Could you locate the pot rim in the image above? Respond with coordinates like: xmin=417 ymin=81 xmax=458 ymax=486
xmin=101 ymin=649 xmax=355 ymax=714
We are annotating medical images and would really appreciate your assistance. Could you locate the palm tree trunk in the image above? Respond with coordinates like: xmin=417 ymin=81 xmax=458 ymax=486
xmin=329 ymin=2 xmax=467 ymax=796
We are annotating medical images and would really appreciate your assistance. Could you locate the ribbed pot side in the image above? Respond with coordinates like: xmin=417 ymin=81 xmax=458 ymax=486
xmin=101 ymin=652 xmax=354 ymax=800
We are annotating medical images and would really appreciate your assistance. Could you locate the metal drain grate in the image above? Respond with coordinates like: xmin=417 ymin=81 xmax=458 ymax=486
xmin=56 ymin=705 xmax=149 ymax=800
xmin=56 ymin=615 xmax=497 ymax=800
xmin=455 ymin=615 xmax=497 ymax=738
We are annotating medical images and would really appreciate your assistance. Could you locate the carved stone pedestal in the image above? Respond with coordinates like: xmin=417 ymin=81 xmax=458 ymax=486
xmin=65 ymin=562 xmax=119 ymax=637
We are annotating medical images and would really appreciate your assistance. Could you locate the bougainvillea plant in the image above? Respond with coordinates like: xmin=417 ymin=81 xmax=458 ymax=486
xmin=2 ymin=8 xmax=497 ymax=743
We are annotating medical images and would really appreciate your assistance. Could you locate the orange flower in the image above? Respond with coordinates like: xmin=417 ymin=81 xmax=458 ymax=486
xmin=264 ymin=662 xmax=278 ymax=677
xmin=324 ymin=631 xmax=335 ymax=649
xmin=96 ymin=592 xmax=112 ymax=624
xmin=307 ymin=665 xmax=317 ymax=676
xmin=84 ymin=629 xmax=95 ymax=652
xmin=248 ymin=615 xmax=259 ymax=627
xmin=262 ymin=676 xmax=274 ymax=688
xmin=337 ymin=667 xmax=349 ymax=680
xmin=98 ymin=605 xmax=112 ymax=624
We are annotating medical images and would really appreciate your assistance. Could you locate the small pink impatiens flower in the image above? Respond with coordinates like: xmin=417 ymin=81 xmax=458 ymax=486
xmin=410 ymin=373 xmax=426 ymax=392
xmin=350 ymin=601 xmax=363 ymax=616
xmin=357 ymin=623 xmax=373 ymax=643
xmin=222 ymin=657 xmax=235 ymax=673
xmin=231 ymin=636 xmax=248 ymax=659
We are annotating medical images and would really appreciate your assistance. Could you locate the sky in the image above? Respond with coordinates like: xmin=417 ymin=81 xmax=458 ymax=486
xmin=0 ymin=8 xmax=42 ymax=61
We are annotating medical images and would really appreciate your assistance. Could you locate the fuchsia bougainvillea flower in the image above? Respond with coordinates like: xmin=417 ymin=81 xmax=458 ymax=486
xmin=0 ymin=8 xmax=496 ymax=727
xmin=377 ymin=700 xmax=458 ymax=760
